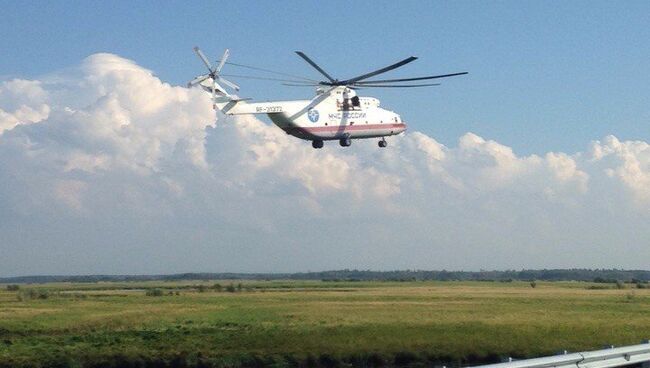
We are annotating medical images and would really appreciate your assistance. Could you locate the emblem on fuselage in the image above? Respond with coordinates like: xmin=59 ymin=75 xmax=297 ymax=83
xmin=307 ymin=108 xmax=319 ymax=123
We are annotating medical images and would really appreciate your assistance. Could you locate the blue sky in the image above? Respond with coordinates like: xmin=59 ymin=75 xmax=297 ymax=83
xmin=3 ymin=1 xmax=649 ymax=155
xmin=2 ymin=2 xmax=650 ymax=276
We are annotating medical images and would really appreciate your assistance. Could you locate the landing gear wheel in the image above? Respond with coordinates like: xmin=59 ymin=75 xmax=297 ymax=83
xmin=312 ymin=140 xmax=324 ymax=149
xmin=339 ymin=137 xmax=352 ymax=147
xmin=378 ymin=138 xmax=388 ymax=148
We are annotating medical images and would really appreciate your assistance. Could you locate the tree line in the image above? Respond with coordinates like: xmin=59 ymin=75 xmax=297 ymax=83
xmin=3 ymin=269 xmax=650 ymax=284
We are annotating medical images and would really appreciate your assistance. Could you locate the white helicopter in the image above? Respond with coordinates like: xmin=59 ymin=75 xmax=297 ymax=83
xmin=188 ymin=47 xmax=466 ymax=149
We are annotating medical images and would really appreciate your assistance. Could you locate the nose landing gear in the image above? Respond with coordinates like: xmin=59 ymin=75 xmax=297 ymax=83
xmin=312 ymin=140 xmax=324 ymax=149
xmin=378 ymin=138 xmax=388 ymax=148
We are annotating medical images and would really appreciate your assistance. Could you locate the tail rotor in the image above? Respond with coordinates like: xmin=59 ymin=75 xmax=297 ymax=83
xmin=188 ymin=46 xmax=241 ymax=109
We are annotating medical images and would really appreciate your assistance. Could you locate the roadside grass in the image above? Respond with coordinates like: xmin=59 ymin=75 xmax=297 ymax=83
xmin=1 ymin=281 xmax=649 ymax=367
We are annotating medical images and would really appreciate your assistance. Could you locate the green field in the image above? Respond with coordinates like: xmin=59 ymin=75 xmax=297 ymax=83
xmin=1 ymin=280 xmax=649 ymax=367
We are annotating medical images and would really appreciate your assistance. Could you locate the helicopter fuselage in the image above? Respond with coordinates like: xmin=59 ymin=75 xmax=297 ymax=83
xmin=217 ymin=86 xmax=407 ymax=141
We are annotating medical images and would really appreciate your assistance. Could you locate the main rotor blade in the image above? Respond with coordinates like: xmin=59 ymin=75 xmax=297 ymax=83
xmin=224 ymin=61 xmax=320 ymax=82
xmin=220 ymin=74 xmax=320 ymax=84
xmin=295 ymin=51 xmax=335 ymax=83
xmin=282 ymin=83 xmax=321 ymax=87
xmin=343 ymin=56 xmax=418 ymax=84
xmin=354 ymin=83 xmax=441 ymax=88
xmin=215 ymin=49 xmax=230 ymax=73
xmin=193 ymin=46 xmax=214 ymax=73
xmin=356 ymin=72 xmax=468 ymax=84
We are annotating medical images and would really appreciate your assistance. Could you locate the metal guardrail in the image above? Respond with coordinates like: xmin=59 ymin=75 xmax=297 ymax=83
xmin=473 ymin=342 xmax=650 ymax=368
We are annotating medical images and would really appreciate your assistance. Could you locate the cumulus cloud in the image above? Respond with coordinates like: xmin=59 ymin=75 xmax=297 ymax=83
xmin=0 ymin=54 xmax=648 ymax=276
xmin=588 ymin=136 xmax=650 ymax=203
xmin=0 ymin=79 xmax=50 ymax=132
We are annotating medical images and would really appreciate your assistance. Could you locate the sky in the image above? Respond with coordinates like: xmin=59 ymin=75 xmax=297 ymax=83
xmin=1 ymin=1 xmax=649 ymax=276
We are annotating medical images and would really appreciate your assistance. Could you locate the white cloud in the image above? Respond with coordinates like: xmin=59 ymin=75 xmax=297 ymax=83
xmin=0 ymin=79 xmax=50 ymax=132
xmin=588 ymin=136 xmax=650 ymax=203
xmin=0 ymin=54 xmax=649 ymax=276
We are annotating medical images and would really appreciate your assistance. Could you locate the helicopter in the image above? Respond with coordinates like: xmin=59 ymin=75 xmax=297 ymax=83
xmin=188 ymin=47 xmax=466 ymax=149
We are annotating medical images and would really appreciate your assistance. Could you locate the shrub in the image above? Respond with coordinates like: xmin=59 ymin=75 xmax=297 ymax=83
xmin=615 ymin=280 xmax=625 ymax=289
xmin=530 ymin=281 xmax=537 ymax=288
xmin=318 ymin=354 xmax=339 ymax=368
xmin=17 ymin=289 xmax=49 ymax=301
xmin=281 ymin=354 xmax=300 ymax=368
xmin=6 ymin=284 xmax=20 ymax=291
xmin=594 ymin=277 xmax=616 ymax=283
xmin=169 ymin=355 xmax=187 ymax=368
xmin=225 ymin=284 xmax=236 ymax=293
xmin=197 ymin=285 xmax=207 ymax=293
xmin=304 ymin=355 xmax=318 ymax=367
xmin=586 ymin=285 xmax=611 ymax=290
xmin=394 ymin=351 xmax=419 ymax=366
xmin=354 ymin=353 xmax=384 ymax=367
xmin=212 ymin=283 xmax=223 ymax=292
xmin=145 ymin=288 xmax=164 ymax=297
xmin=239 ymin=353 xmax=270 ymax=368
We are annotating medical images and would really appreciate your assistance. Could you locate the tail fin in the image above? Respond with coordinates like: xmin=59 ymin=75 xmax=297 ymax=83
xmin=198 ymin=78 xmax=230 ymax=108
xmin=197 ymin=78 xmax=251 ymax=113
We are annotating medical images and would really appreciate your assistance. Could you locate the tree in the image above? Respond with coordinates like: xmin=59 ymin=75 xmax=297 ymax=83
xmin=145 ymin=289 xmax=164 ymax=297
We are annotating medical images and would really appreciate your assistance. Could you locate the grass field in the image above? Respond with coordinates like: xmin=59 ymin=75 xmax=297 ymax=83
xmin=1 ymin=280 xmax=649 ymax=367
